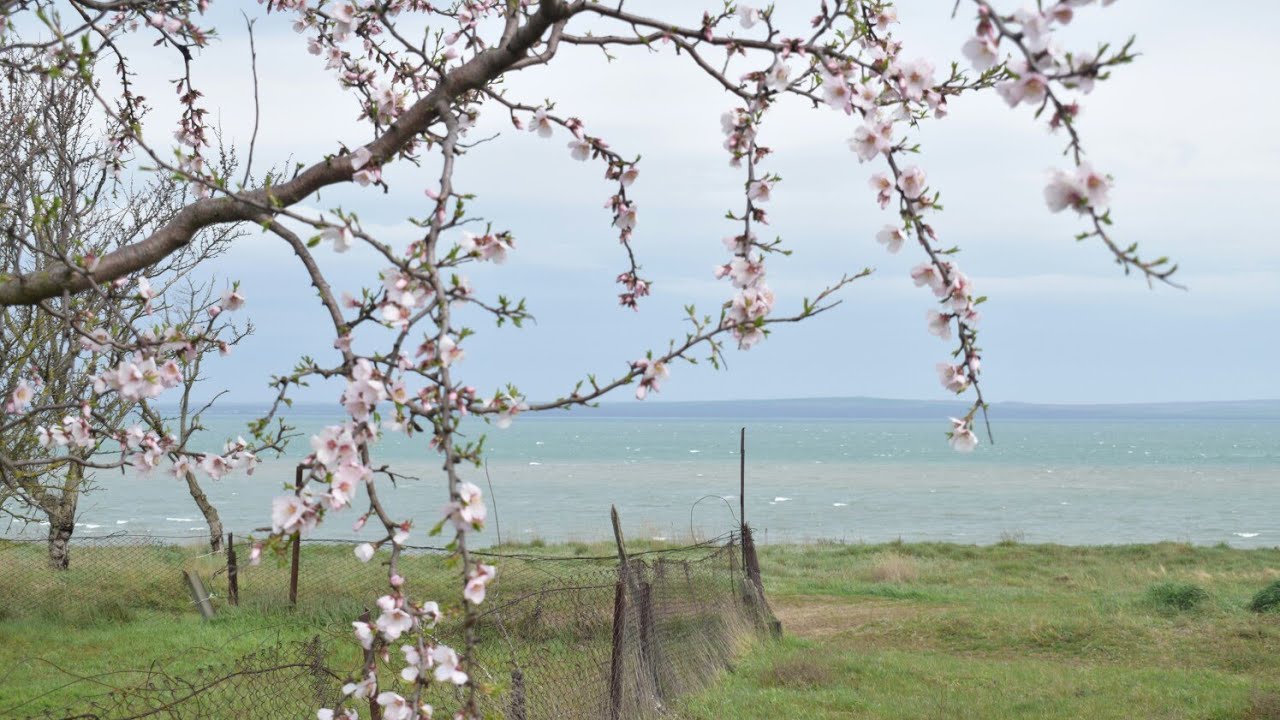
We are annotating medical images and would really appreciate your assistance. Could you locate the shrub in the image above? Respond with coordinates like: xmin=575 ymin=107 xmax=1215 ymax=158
xmin=1144 ymin=581 xmax=1209 ymax=612
xmin=1248 ymin=580 xmax=1280 ymax=614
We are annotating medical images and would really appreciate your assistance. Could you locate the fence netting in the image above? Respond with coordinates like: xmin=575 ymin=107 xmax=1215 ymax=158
xmin=0 ymin=529 xmax=777 ymax=719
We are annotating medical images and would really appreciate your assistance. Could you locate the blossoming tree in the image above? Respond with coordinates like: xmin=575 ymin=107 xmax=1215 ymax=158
xmin=0 ymin=0 xmax=1176 ymax=716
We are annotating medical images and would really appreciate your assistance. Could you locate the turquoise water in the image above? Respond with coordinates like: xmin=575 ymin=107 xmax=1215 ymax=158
xmin=25 ymin=415 xmax=1280 ymax=548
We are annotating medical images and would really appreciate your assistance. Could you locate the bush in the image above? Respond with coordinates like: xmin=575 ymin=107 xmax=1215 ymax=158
xmin=1144 ymin=581 xmax=1210 ymax=612
xmin=1248 ymin=580 xmax=1280 ymax=614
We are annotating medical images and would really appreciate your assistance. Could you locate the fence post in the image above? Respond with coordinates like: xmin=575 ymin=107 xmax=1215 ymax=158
xmin=226 ymin=532 xmax=239 ymax=606
xmin=509 ymin=668 xmax=527 ymax=720
xmin=741 ymin=524 xmax=782 ymax=638
xmin=183 ymin=569 xmax=216 ymax=620
xmin=289 ymin=465 xmax=303 ymax=608
xmin=638 ymin=574 xmax=663 ymax=702
xmin=607 ymin=576 xmax=626 ymax=720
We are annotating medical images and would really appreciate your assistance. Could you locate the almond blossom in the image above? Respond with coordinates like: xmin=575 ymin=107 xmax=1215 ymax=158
xmin=948 ymin=417 xmax=979 ymax=452
xmin=463 ymin=563 xmax=496 ymax=604
xmin=431 ymin=644 xmax=467 ymax=685
xmin=876 ymin=225 xmax=906 ymax=254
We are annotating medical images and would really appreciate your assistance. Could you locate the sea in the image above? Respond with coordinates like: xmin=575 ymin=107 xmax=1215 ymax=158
xmin=14 ymin=400 xmax=1278 ymax=549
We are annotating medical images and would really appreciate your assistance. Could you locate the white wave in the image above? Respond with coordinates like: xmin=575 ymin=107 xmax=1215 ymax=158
xmin=689 ymin=449 xmax=700 ymax=454
xmin=165 ymin=517 xmax=195 ymax=522
xmin=528 ymin=462 xmax=541 ymax=466
xmin=833 ymin=503 xmax=848 ymax=507
xmin=116 ymin=520 xmax=129 ymax=525
xmin=773 ymin=497 xmax=790 ymax=502
xmin=1234 ymin=532 xmax=1260 ymax=538
xmin=85 ymin=524 xmax=101 ymax=529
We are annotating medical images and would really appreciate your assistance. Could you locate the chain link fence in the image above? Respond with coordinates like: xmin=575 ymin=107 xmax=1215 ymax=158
xmin=1 ymin=526 xmax=777 ymax=719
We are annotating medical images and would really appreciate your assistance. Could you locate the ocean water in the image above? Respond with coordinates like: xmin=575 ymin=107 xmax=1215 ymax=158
xmin=19 ymin=414 xmax=1280 ymax=548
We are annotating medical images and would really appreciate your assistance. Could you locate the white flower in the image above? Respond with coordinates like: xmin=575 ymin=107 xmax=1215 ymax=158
xmin=271 ymin=495 xmax=315 ymax=535
xmin=350 ymin=147 xmax=372 ymax=170
xmin=376 ymin=606 xmax=415 ymax=641
xmin=763 ymin=59 xmax=791 ymax=92
xmin=431 ymin=645 xmax=467 ymax=685
xmin=464 ymin=564 xmax=496 ymax=604
xmin=962 ymin=36 xmax=1000 ymax=71
xmin=736 ymin=5 xmax=759 ymax=29
xmin=530 ymin=108 xmax=553 ymax=138
xmin=354 ymin=543 xmax=375 ymax=563
xmin=220 ymin=289 xmax=245 ymax=312
xmin=948 ymin=417 xmax=979 ymax=452
xmin=376 ymin=692 xmax=413 ymax=720
xmin=875 ymin=225 xmax=906 ymax=254
xmin=352 ymin=620 xmax=375 ymax=650
xmin=323 ymin=226 xmax=353 ymax=253
xmin=896 ymin=166 xmax=927 ymax=200
xmin=848 ymin=117 xmax=893 ymax=162
xmin=937 ymin=363 xmax=969 ymax=393
xmin=926 ymin=309 xmax=952 ymax=340
xmin=568 ymin=138 xmax=592 ymax=161
xmin=1044 ymin=168 xmax=1088 ymax=214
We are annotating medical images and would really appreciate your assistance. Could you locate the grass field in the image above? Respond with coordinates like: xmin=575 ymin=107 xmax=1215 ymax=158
xmin=679 ymin=541 xmax=1280 ymax=720
xmin=2 ymin=539 xmax=1278 ymax=718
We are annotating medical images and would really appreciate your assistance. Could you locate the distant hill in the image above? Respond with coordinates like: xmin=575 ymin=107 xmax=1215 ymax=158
xmin=200 ymin=397 xmax=1280 ymax=421
xmin=566 ymin=397 xmax=1280 ymax=421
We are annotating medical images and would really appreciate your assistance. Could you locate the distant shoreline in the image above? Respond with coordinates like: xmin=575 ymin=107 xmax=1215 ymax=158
xmin=175 ymin=396 xmax=1280 ymax=422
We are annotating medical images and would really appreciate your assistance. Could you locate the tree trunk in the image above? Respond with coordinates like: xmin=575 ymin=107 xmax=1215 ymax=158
xmin=184 ymin=470 xmax=224 ymax=552
xmin=47 ymin=509 xmax=74 ymax=570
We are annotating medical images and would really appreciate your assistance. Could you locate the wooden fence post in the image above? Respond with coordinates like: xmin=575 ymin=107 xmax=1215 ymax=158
xmin=607 ymin=577 xmax=626 ymax=720
xmin=638 ymin=576 xmax=663 ymax=701
xmin=226 ymin=532 xmax=239 ymax=606
xmin=509 ymin=668 xmax=527 ymax=720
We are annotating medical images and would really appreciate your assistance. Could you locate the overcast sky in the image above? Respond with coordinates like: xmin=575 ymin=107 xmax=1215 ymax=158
xmin=112 ymin=1 xmax=1279 ymax=406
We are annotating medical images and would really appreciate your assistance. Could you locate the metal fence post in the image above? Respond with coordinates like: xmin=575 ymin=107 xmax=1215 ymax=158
xmin=509 ymin=668 xmax=527 ymax=720
xmin=289 ymin=465 xmax=303 ymax=608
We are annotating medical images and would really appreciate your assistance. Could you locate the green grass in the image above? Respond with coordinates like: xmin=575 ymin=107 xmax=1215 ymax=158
xmin=677 ymin=541 xmax=1280 ymax=720
xmin=3 ymin=539 xmax=1279 ymax=719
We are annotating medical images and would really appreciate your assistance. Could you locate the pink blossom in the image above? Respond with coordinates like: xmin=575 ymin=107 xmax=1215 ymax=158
xmin=376 ymin=605 xmax=415 ymax=641
xmin=568 ymin=138 xmax=592 ymax=161
xmin=530 ymin=108 xmax=553 ymax=137
xmin=897 ymin=166 xmax=927 ymax=200
xmin=763 ymin=59 xmax=791 ymax=92
xmin=375 ymin=692 xmax=413 ymax=720
xmin=747 ymin=179 xmax=772 ymax=203
xmin=926 ymin=309 xmax=952 ymax=340
xmin=323 ymin=225 xmax=353 ymax=252
xmin=271 ymin=494 xmax=316 ymax=535
xmin=848 ymin=117 xmax=893 ymax=162
xmin=464 ymin=563 xmax=496 ymax=604
xmin=962 ymin=36 xmax=1000 ymax=71
xmin=5 ymin=380 xmax=35 ymax=414
xmin=431 ymin=645 xmax=467 ymax=685
xmin=868 ymin=173 xmax=893 ymax=208
xmin=341 ymin=673 xmax=376 ymax=700
xmin=350 ymin=146 xmax=372 ymax=170
xmin=876 ymin=225 xmax=906 ymax=254
xmin=948 ymin=417 xmax=979 ymax=452
xmin=936 ymin=363 xmax=969 ymax=393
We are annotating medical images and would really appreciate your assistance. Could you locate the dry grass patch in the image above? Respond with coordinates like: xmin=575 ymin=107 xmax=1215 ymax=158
xmin=1244 ymin=690 xmax=1280 ymax=720
xmin=754 ymin=654 xmax=839 ymax=690
xmin=866 ymin=552 xmax=920 ymax=583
